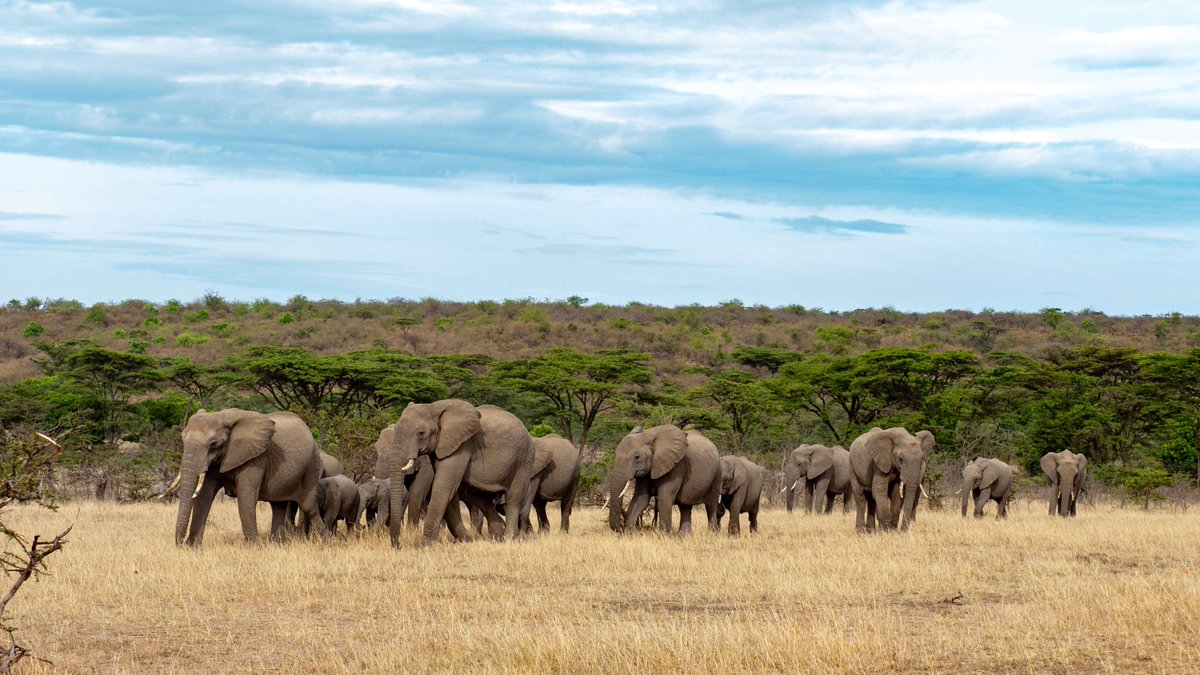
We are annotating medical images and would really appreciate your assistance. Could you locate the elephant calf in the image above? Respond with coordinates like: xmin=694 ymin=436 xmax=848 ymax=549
xmin=961 ymin=457 xmax=1013 ymax=518
xmin=357 ymin=477 xmax=392 ymax=529
xmin=316 ymin=474 xmax=361 ymax=534
xmin=522 ymin=433 xmax=582 ymax=534
xmin=716 ymin=455 xmax=764 ymax=535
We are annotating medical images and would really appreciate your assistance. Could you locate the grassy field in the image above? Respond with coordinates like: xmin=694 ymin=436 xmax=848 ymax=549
xmin=4 ymin=499 xmax=1199 ymax=673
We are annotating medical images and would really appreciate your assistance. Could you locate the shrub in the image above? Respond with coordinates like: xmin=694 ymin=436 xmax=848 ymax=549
xmin=277 ymin=313 xmax=295 ymax=325
xmin=183 ymin=310 xmax=209 ymax=324
xmin=176 ymin=332 xmax=210 ymax=346
xmin=210 ymin=323 xmax=238 ymax=337
xmin=22 ymin=323 xmax=44 ymax=338
xmin=529 ymin=424 xmax=556 ymax=438
xmin=143 ymin=316 xmax=162 ymax=327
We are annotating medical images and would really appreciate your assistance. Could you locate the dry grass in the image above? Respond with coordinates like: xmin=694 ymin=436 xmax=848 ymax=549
xmin=4 ymin=500 xmax=1199 ymax=673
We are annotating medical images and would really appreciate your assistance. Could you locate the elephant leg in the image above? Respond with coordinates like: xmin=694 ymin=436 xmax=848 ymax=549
xmin=803 ymin=479 xmax=815 ymax=514
xmin=623 ymin=482 xmax=652 ymax=531
xmin=998 ymin=491 xmax=1010 ymax=519
xmin=726 ymin=490 xmax=746 ymax=536
xmin=974 ymin=489 xmax=989 ymax=518
xmin=888 ymin=481 xmax=904 ymax=529
xmin=559 ymin=477 xmax=579 ymax=534
xmin=655 ymin=483 xmax=677 ymax=533
xmin=407 ymin=464 xmax=435 ymax=529
xmin=824 ymin=492 xmax=835 ymax=514
xmin=296 ymin=484 xmax=324 ymax=539
xmin=678 ymin=504 xmax=694 ymax=534
xmin=1069 ymin=490 xmax=1078 ymax=517
xmin=269 ymin=502 xmax=290 ymax=541
xmin=234 ymin=468 xmax=266 ymax=543
xmin=813 ymin=476 xmax=832 ymax=515
xmin=872 ymin=475 xmax=894 ymax=530
xmin=749 ymin=503 xmax=759 ymax=532
xmin=1049 ymin=486 xmax=1059 ymax=516
xmin=443 ymin=494 xmax=475 ymax=542
xmin=186 ymin=473 xmax=222 ymax=546
xmin=853 ymin=483 xmax=868 ymax=532
xmin=534 ymin=499 xmax=551 ymax=533
xmin=503 ymin=472 xmax=532 ymax=543
xmin=423 ymin=454 xmax=470 ymax=545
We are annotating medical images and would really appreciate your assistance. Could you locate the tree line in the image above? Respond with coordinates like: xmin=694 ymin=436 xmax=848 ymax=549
xmin=0 ymin=337 xmax=1197 ymax=503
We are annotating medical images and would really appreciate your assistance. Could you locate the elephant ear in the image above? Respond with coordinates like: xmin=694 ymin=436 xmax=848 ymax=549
xmin=648 ymin=425 xmax=688 ymax=480
xmin=433 ymin=400 xmax=481 ymax=460
xmin=865 ymin=429 xmax=897 ymax=475
xmin=808 ymin=445 xmax=834 ymax=479
xmin=219 ymin=410 xmax=275 ymax=473
xmin=1076 ymin=454 xmax=1088 ymax=480
xmin=727 ymin=458 xmax=747 ymax=493
xmin=979 ymin=462 xmax=1000 ymax=490
xmin=530 ymin=438 xmax=554 ymax=476
xmin=1040 ymin=452 xmax=1059 ymax=483
xmin=916 ymin=430 xmax=936 ymax=457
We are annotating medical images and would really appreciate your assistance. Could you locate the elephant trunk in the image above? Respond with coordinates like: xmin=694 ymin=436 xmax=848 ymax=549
xmin=388 ymin=474 xmax=404 ymax=546
xmin=899 ymin=465 xmax=924 ymax=529
xmin=608 ymin=466 xmax=632 ymax=532
xmin=784 ymin=468 xmax=797 ymax=512
xmin=961 ymin=480 xmax=972 ymax=518
xmin=173 ymin=446 xmax=205 ymax=546
xmin=1057 ymin=469 xmax=1076 ymax=516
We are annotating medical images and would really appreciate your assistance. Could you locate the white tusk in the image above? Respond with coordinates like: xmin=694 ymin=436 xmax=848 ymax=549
xmin=791 ymin=480 xmax=800 ymax=491
xmin=400 ymin=459 xmax=415 ymax=473
xmin=920 ymin=484 xmax=930 ymax=499
xmin=193 ymin=472 xmax=206 ymax=498
xmin=619 ymin=481 xmax=633 ymax=501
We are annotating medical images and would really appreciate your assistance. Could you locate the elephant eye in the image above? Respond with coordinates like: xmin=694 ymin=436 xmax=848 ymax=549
xmin=416 ymin=430 xmax=426 ymax=438
xmin=207 ymin=438 xmax=219 ymax=449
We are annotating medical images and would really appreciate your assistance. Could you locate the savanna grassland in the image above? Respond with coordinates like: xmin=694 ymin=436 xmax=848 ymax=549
xmin=6 ymin=499 xmax=1199 ymax=673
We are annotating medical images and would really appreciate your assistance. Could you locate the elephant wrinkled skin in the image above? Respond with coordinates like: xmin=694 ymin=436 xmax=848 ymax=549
xmin=316 ymin=474 xmax=361 ymax=534
xmin=175 ymin=409 xmax=324 ymax=546
xmin=384 ymin=401 xmax=534 ymax=547
xmin=372 ymin=425 xmax=433 ymax=529
xmin=849 ymin=427 xmax=935 ymax=532
xmin=1041 ymin=450 xmax=1088 ymax=517
xmin=961 ymin=457 xmax=1013 ymax=518
xmin=717 ymin=455 xmax=763 ymax=535
xmin=357 ymin=477 xmax=392 ymax=529
xmin=608 ymin=425 xmax=722 ymax=534
xmin=785 ymin=444 xmax=852 ymax=514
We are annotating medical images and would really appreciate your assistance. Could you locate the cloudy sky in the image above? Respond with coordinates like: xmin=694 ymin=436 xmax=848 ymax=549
xmin=1 ymin=1 xmax=1198 ymax=312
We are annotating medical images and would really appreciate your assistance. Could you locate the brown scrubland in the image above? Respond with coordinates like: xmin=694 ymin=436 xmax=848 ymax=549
xmin=5 ymin=499 xmax=1198 ymax=673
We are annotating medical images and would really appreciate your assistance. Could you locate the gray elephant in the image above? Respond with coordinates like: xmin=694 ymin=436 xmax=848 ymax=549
xmin=849 ymin=427 xmax=935 ymax=532
xmin=316 ymin=474 xmax=361 ymax=534
xmin=357 ymin=478 xmax=392 ymax=529
xmin=383 ymin=401 xmax=534 ymax=547
xmin=319 ymin=450 xmax=345 ymax=478
xmin=1041 ymin=450 xmax=1087 ymax=517
xmin=372 ymin=425 xmax=433 ymax=529
xmin=607 ymin=425 xmax=722 ymax=534
xmin=521 ymin=433 xmax=582 ymax=534
xmin=175 ymin=409 xmax=324 ymax=546
xmin=785 ymin=444 xmax=852 ymax=514
xmin=961 ymin=457 xmax=1013 ymax=518
xmin=716 ymin=455 xmax=763 ymax=535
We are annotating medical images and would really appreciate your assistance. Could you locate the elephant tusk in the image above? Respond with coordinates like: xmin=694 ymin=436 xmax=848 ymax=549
xmin=400 ymin=459 xmax=415 ymax=473
xmin=791 ymin=480 xmax=800 ymax=491
xmin=193 ymin=472 xmax=206 ymax=498
xmin=921 ymin=484 xmax=930 ymax=499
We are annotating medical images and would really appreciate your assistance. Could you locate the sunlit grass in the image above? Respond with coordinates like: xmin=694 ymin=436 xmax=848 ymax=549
xmin=4 ymin=500 xmax=1198 ymax=672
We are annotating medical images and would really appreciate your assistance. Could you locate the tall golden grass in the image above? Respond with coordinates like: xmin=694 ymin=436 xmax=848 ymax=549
xmin=4 ymin=499 xmax=1198 ymax=673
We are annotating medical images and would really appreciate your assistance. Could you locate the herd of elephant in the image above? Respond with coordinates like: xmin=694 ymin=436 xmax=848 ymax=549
xmin=171 ymin=399 xmax=1091 ymax=549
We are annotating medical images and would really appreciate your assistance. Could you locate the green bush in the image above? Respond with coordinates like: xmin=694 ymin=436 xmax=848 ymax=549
xmin=143 ymin=316 xmax=162 ymax=327
xmin=176 ymin=332 xmax=210 ymax=346
xmin=183 ymin=310 xmax=209 ymax=324
xmin=22 ymin=322 xmax=45 ymax=338
xmin=210 ymin=322 xmax=238 ymax=337
xmin=528 ymin=424 xmax=556 ymax=438
xmin=85 ymin=306 xmax=108 ymax=325
xmin=277 ymin=312 xmax=295 ymax=324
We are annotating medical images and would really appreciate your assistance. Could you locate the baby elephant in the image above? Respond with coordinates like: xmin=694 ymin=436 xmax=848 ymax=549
xmin=961 ymin=457 xmax=1013 ymax=518
xmin=716 ymin=455 xmax=764 ymax=535
xmin=317 ymin=474 xmax=361 ymax=534
xmin=357 ymin=478 xmax=392 ymax=529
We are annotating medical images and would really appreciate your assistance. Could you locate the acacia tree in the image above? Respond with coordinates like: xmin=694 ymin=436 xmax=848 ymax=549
xmin=490 ymin=348 xmax=652 ymax=449
xmin=690 ymin=370 xmax=778 ymax=452
xmin=1141 ymin=348 xmax=1200 ymax=490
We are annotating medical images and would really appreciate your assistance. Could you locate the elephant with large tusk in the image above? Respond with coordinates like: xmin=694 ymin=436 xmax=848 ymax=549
xmin=174 ymin=408 xmax=324 ymax=546
xmin=607 ymin=425 xmax=722 ymax=535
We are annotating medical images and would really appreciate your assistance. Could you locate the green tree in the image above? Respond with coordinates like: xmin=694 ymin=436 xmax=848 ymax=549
xmin=490 ymin=348 xmax=652 ymax=448
xmin=689 ymin=370 xmax=778 ymax=452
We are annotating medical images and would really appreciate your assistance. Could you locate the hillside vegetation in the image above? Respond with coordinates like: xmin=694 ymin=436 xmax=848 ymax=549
xmin=0 ymin=295 xmax=1198 ymax=504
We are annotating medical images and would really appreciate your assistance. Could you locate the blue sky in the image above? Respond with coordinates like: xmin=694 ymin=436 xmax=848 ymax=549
xmin=1 ymin=1 xmax=1198 ymax=313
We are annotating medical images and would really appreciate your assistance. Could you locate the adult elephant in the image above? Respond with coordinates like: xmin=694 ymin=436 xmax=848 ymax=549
xmin=785 ymin=444 xmax=852 ymax=514
xmin=357 ymin=477 xmax=391 ymax=529
xmin=175 ymin=409 xmax=323 ymax=546
xmin=319 ymin=450 xmax=344 ymax=478
xmin=717 ymin=455 xmax=763 ymax=535
xmin=522 ymin=434 xmax=582 ymax=534
xmin=384 ymin=401 xmax=534 ymax=547
xmin=849 ymin=427 xmax=935 ymax=532
xmin=608 ymin=425 xmax=722 ymax=534
xmin=961 ymin=457 xmax=1013 ymax=518
xmin=1041 ymin=450 xmax=1087 ymax=517
xmin=372 ymin=425 xmax=433 ymax=529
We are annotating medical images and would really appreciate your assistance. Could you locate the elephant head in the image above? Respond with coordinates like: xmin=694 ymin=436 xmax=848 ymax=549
xmin=387 ymin=400 xmax=481 ymax=479
xmin=175 ymin=409 xmax=275 ymax=546
xmin=720 ymin=455 xmax=748 ymax=497
xmin=863 ymin=427 xmax=934 ymax=528
xmin=1041 ymin=450 xmax=1088 ymax=516
xmin=608 ymin=425 xmax=687 ymax=531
